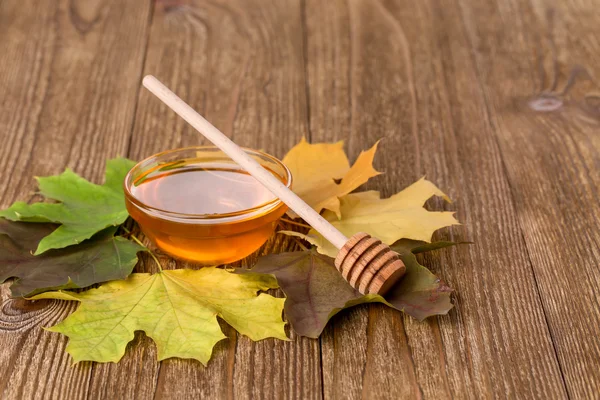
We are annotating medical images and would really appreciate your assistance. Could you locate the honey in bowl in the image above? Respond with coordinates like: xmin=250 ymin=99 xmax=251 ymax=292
xmin=124 ymin=147 xmax=291 ymax=264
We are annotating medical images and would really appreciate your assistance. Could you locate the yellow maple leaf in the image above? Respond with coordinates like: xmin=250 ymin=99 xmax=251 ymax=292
xmin=282 ymin=178 xmax=459 ymax=257
xmin=30 ymin=268 xmax=287 ymax=365
xmin=282 ymin=138 xmax=381 ymax=217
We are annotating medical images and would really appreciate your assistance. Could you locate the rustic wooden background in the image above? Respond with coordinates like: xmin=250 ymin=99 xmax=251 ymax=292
xmin=1 ymin=0 xmax=599 ymax=399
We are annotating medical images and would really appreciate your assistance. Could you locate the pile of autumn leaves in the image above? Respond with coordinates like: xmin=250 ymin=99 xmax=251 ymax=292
xmin=0 ymin=139 xmax=459 ymax=365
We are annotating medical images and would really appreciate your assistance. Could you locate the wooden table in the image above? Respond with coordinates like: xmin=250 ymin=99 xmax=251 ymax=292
xmin=1 ymin=1 xmax=599 ymax=399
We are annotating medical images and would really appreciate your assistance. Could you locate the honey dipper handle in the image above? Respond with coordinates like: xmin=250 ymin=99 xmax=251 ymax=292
xmin=142 ymin=75 xmax=349 ymax=250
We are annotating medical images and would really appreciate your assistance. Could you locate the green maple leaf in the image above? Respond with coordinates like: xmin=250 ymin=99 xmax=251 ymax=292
xmin=0 ymin=158 xmax=136 ymax=254
xmin=0 ymin=219 xmax=143 ymax=297
xmin=30 ymin=268 xmax=288 ymax=365
xmin=250 ymin=240 xmax=460 ymax=338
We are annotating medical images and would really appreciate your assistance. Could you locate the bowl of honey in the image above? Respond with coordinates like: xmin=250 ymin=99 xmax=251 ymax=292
xmin=124 ymin=146 xmax=292 ymax=264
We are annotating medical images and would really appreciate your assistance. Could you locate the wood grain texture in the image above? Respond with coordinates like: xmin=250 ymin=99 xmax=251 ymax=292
xmin=0 ymin=0 xmax=599 ymax=399
xmin=459 ymin=0 xmax=600 ymax=397
xmin=0 ymin=0 xmax=152 ymax=399
xmin=303 ymin=0 xmax=567 ymax=398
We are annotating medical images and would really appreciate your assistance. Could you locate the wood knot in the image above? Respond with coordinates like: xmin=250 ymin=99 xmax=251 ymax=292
xmin=528 ymin=95 xmax=564 ymax=112
xmin=0 ymin=285 xmax=77 ymax=333
xmin=334 ymin=233 xmax=406 ymax=295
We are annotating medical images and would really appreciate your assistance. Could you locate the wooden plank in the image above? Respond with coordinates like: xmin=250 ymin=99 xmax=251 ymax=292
xmin=0 ymin=0 xmax=152 ymax=399
xmin=303 ymin=0 xmax=567 ymax=398
xmin=2 ymin=1 xmax=597 ymax=399
xmin=115 ymin=1 xmax=322 ymax=399
xmin=459 ymin=0 xmax=600 ymax=397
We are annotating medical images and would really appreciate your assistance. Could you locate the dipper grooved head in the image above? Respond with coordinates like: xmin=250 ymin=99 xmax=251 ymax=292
xmin=334 ymin=232 xmax=406 ymax=295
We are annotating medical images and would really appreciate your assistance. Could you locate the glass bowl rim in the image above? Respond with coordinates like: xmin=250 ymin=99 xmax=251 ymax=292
xmin=123 ymin=145 xmax=292 ymax=221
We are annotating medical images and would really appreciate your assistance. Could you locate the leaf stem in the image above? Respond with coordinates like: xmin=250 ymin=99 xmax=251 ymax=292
xmin=280 ymin=217 xmax=312 ymax=229
xmin=122 ymin=227 xmax=163 ymax=271
xmin=291 ymin=236 xmax=309 ymax=251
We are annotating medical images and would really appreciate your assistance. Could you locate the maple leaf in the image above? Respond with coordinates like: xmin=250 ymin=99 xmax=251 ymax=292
xmin=0 ymin=219 xmax=143 ymax=297
xmin=282 ymin=138 xmax=380 ymax=217
xmin=250 ymin=241 xmax=457 ymax=338
xmin=282 ymin=178 xmax=459 ymax=257
xmin=30 ymin=268 xmax=288 ymax=365
xmin=0 ymin=158 xmax=136 ymax=254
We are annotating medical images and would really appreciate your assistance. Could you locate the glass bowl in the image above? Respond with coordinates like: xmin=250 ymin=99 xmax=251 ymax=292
xmin=124 ymin=146 xmax=292 ymax=264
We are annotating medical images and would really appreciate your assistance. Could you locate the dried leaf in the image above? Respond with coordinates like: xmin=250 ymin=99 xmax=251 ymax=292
xmin=31 ymin=268 xmax=287 ymax=364
xmin=282 ymin=178 xmax=459 ymax=257
xmin=282 ymin=138 xmax=380 ymax=217
xmin=387 ymin=240 xmax=455 ymax=319
xmin=251 ymin=240 xmax=456 ymax=338
xmin=0 ymin=158 xmax=135 ymax=254
xmin=0 ymin=219 xmax=143 ymax=297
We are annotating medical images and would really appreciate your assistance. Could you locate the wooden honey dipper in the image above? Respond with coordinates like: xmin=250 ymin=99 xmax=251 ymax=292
xmin=142 ymin=76 xmax=406 ymax=295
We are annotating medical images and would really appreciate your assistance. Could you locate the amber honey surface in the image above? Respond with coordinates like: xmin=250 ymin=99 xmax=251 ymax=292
xmin=125 ymin=157 xmax=289 ymax=265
